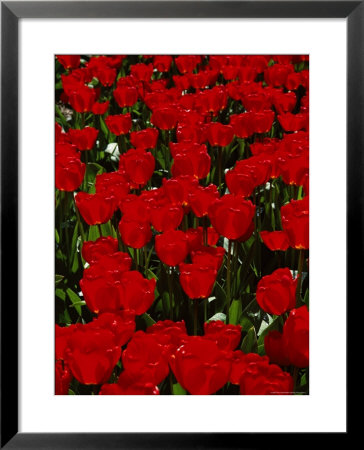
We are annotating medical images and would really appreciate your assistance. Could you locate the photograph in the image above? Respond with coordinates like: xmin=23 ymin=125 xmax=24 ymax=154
xmin=55 ymin=54 xmax=309 ymax=396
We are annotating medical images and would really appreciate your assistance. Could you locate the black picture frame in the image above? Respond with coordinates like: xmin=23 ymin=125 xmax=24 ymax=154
xmin=1 ymin=1 xmax=357 ymax=447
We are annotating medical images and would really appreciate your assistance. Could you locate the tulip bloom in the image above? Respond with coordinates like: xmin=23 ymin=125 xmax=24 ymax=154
xmin=171 ymin=337 xmax=232 ymax=395
xmin=113 ymin=85 xmax=138 ymax=108
xmin=75 ymin=192 xmax=116 ymax=225
xmin=119 ymin=216 xmax=152 ymax=249
xmin=55 ymin=156 xmax=85 ymax=192
xmin=81 ymin=236 xmax=119 ymax=264
xmin=55 ymin=361 xmax=73 ymax=395
xmin=188 ymin=184 xmax=219 ymax=217
xmin=150 ymin=203 xmax=184 ymax=232
xmin=281 ymin=196 xmax=309 ymax=249
xmin=256 ymin=268 xmax=298 ymax=315
xmin=155 ymin=230 xmax=189 ymax=267
xmin=57 ymin=55 xmax=81 ymax=70
xmin=264 ymin=330 xmax=290 ymax=366
xmin=283 ymin=305 xmax=309 ymax=368
xmin=105 ymin=113 xmax=132 ymax=135
xmin=204 ymin=320 xmax=242 ymax=351
xmin=208 ymin=194 xmax=256 ymax=240
xmin=240 ymin=359 xmax=293 ymax=395
xmin=65 ymin=327 xmax=121 ymax=385
xmin=118 ymin=271 xmax=156 ymax=315
xmin=260 ymin=230 xmax=290 ymax=251
xmin=122 ymin=331 xmax=170 ymax=385
xmin=68 ymin=127 xmax=99 ymax=151
xmin=206 ymin=122 xmax=234 ymax=147
xmin=230 ymin=351 xmax=269 ymax=385
xmin=151 ymin=106 xmax=179 ymax=130
xmin=100 ymin=371 xmax=160 ymax=395
xmin=130 ymin=128 xmax=159 ymax=150
xmin=179 ymin=263 xmax=217 ymax=299
xmin=121 ymin=148 xmax=155 ymax=187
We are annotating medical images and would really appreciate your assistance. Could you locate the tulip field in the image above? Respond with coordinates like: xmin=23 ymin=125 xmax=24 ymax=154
xmin=55 ymin=55 xmax=309 ymax=396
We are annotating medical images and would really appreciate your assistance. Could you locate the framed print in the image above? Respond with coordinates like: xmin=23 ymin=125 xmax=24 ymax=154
xmin=1 ymin=1 xmax=357 ymax=447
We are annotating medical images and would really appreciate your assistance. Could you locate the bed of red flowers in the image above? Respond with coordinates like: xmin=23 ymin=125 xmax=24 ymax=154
xmin=55 ymin=54 xmax=309 ymax=396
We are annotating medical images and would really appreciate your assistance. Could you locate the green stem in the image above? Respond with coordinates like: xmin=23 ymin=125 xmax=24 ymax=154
xmin=193 ymin=300 xmax=199 ymax=335
xmin=217 ymin=146 xmax=223 ymax=191
xmin=202 ymin=215 xmax=208 ymax=246
xmin=167 ymin=266 xmax=173 ymax=321
xmin=296 ymin=249 xmax=305 ymax=305
xmin=73 ymin=194 xmax=86 ymax=245
xmin=226 ymin=239 xmax=232 ymax=323
xmin=97 ymin=224 xmax=102 ymax=238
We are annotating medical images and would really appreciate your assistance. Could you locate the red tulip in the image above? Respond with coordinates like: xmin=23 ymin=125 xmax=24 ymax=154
xmin=191 ymin=246 xmax=225 ymax=271
xmin=105 ymin=113 xmax=132 ymax=135
xmin=130 ymin=63 xmax=154 ymax=81
xmin=151 ymin=106 xmax=179 ymax=130
xmin=95 ymin=171 xmax=130 ymax=205
xmin=281 ymin=196 xmax=309 ymax=249
xmin=119 ymin=216 xmax=152 ymax=249
xmin=80 ymin=252 xmax=132 ymax=313
xmin=130 ymin=128 xmax=159 ymax=150
xmin=68 ymin=127 xmax=98 ymax=151
xmin=122 ymin=331 xmax=169 ymax=385
xmin=204 ymin=320 xmax=242 ymax=351
xmin=75 ymin=191 xmax=116 ymax=225
xmin=206 ymin=122 xmax=234 ymax=147
xmin=92 ymin=101 xmax=109 ymax=115
xmin=230 ymin=351 xmax=269 ymax=385
xmin=278 ymin=112 xmax=308 ymax=132
xmin=171 ymin=337 xmax=232 ymax=395
xmin=146 ymin=320 xmax=188 ymax=359
xmin=175 ymin=55 xmax=201 ymax=73
xmin=55 ymin=361 xmax=72 ymax=395
xmin=118 ymin=271 xmax=156 ymax=315
xmin=68 ymin=86 xmax=97 ymax=113
xmin=56 ymin=324 xmax=77 ymax=361
xmin=55 ymin=156 xmax=85 ymax=192
xmin=121 ymin=148 xmax=155 ymax=187
xmin=283 ymin=305 xmax=309 ymax=368
xmin=150 ymin=203 xmax=184 ymax=232
xmin=189 ymin=184 xmax=220 ymax=217
xmin=57 ymin=55 xmax=81 ymax=70
xmin=81 ymin=236 xmax=119 ymax=264
xmin=171 ymin=147 xmax=211 ymax=180
xmin=260 ymin=230 xmax=290 ymax=251
xmin=208 ymin=194 xmax=256 ymax=240
xmin=65 ymin=327 xmax=121 ymax=385
xmin=240 ymin=359 xmax=293 ymax=394
xmin=179 ymin=262 xmax=217 ymax=299
xmin=113 ymin=85 xmax=138 ymax=108
xmin=153 ymin=55 xmax=173 ymax=72
xmin=155 ymin=230 xmax=189 ymax=267
xmin=256 ymin=268 xmax=298 ymax=315
xmin=89 ymin=310 xmax=136 ymax=347
xmin=264 ymin=330 xmax=290 ymax=366
xmin=185 ymin=226 xmax=220 ymax=252
xmin=264 ymin=64 xmax=294 ymax=87
xmin=99 ymin=371 xmax=160 ymax=395
xmin=163 ymin=175 xmax=199 ymax=206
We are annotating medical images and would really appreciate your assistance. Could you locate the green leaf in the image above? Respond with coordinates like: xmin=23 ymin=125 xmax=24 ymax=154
xmin=173 ymin=383 xmax=187 ymax=395
xmin=228 ymin=299 xmax=242 ymax=325
xmin=55 ymin=288 xmax=66 ymax=301
xmin=141 ymin=313 xmax=156 ymax=328
xmin=241 ymin=326 xmax=258 ymax=354
xmin=99 ymin=116 xmax=109 ymax=139
xmin=257 ymin=315 xmax=282 ymax=345
xmin=55 ymin=274 xmax=64 ymax=285
xmin=208 ymin=312 xmax=226 ymax=323
xmin=88 ymin=225 xmax=100 ymax=241
xmin=240 ymin=316 xmax=254 ymax=332
xmin=303 ymin=288 xmax=309 ymax=308
xmin=66 ymin=288 xmax=82 ymax=316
